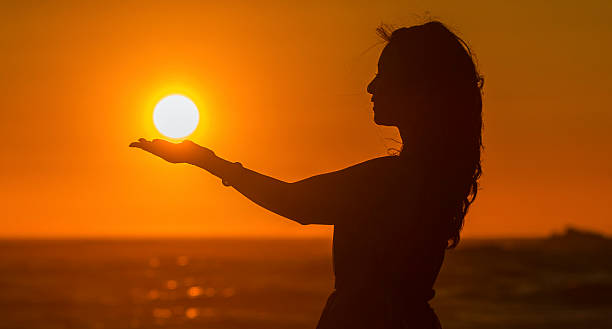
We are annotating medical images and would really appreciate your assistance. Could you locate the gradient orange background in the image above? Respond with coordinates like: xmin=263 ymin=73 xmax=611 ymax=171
xmin=2 ymin=0 xmax=611 ymax=238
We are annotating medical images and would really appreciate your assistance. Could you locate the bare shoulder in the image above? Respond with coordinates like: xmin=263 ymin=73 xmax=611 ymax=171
xmin=351 ymin=155 xmax=401 ymax=170
xmin=292 ymin=156 xmax=402 ymax=185
xmin=336 ymin=155 xmax=402 ymax=178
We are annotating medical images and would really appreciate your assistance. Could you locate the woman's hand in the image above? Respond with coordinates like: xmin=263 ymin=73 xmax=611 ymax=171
xmin=129 ymin=138 xmax=215 ymax=165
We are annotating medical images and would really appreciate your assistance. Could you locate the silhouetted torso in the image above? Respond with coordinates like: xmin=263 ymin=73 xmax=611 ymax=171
xmin=307 ymin=155 xmax=448 ymax=329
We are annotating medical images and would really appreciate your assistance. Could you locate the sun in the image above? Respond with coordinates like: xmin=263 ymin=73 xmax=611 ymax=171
xmin=153 ymin=94 xmax=199 ymax=139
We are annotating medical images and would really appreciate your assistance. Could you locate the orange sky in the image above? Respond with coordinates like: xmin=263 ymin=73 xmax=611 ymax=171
xmin=1 ymin=0 xmax=611 ymax=238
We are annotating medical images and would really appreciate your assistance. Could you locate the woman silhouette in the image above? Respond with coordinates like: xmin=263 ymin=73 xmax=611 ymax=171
xmin=130 ymin=20 xmax=483 ymax=329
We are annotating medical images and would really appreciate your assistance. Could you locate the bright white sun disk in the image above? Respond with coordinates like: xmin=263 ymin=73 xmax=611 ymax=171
xmin=153 ymin=95 xmax=199 ymax=139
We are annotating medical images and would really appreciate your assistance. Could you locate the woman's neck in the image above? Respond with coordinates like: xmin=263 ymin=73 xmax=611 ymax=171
xmin=398 ymin=127 xmax=421 ymax=158
xmin=398 ymin=126 xmax=440 ymax=162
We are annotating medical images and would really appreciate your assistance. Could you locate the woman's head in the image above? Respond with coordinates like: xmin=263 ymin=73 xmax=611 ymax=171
xmin=368 ymin=21 xmax=482 ymax=132
xmin=368 ymin=21 xmax=483 ymax=248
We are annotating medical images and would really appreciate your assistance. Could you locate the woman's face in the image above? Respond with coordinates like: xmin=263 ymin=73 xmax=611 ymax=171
xmin=367 ymin=42 xmax=418 ymax=127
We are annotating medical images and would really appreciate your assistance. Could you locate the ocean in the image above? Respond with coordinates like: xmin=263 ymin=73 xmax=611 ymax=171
xmin=0 ymin=235 xmax=611 ymax=329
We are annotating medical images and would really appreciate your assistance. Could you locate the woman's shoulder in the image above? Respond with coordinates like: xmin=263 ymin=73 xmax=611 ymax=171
xmin=353 ymin=155 xmax=401 ymax=168
xmin=309 ymin=155 xmax=405 ymax=185
xmin=351 ymin=155 xmax=404 ymax=173
xmin=337 ymin=155 xmax=404 ymax=181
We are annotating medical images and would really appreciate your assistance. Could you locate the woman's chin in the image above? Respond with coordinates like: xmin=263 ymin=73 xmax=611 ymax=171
xmin=373 ymin=114 xmax=395 ymax=126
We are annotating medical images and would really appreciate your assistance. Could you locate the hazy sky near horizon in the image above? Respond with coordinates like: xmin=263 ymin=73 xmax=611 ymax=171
xmin=1 ymin=0 xmax=611 ymax=238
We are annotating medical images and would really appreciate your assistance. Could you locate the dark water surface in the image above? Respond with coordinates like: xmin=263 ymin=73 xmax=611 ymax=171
xmin=0 ymin=237 xmax=611 ymax=329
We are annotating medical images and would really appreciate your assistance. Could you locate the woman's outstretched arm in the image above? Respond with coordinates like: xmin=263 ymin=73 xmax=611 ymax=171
xmin=129 ymin=139 xmax=379 ymax=225
xmin=196 ymin=154 xmax=342 ymax=225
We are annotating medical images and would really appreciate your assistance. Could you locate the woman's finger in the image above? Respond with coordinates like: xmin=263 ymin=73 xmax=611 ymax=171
xmin=129 ymin=138 xmax=151 ymax=148
xmin=129 ymin=140 xmax=155 ymax=152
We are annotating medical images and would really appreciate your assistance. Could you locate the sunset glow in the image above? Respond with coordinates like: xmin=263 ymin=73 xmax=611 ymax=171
xmin=1 ymin=2 xmax=610 ymax=328
xmin=1 ymin=1 xmax=611 ymax=238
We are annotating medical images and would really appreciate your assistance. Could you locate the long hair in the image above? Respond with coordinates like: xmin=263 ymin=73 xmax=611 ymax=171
xmin=377 ymin=21 xmax=483 ymax=249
